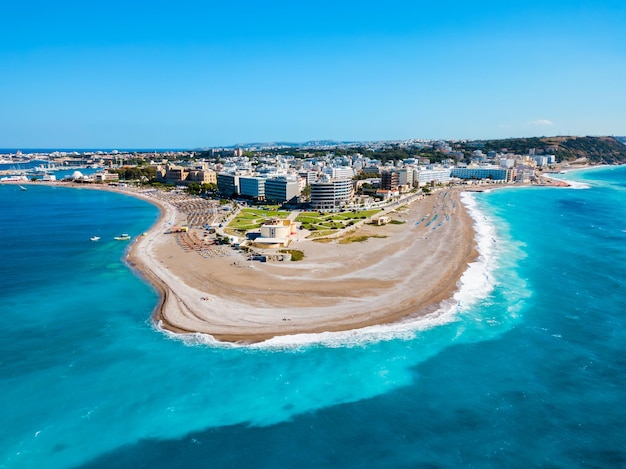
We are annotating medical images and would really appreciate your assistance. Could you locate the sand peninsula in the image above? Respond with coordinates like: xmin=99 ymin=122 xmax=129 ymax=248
xmin=0 ymin=170 xmax=577 ymax=344
xmin=119 ymin=186 xmax=478 ymax=344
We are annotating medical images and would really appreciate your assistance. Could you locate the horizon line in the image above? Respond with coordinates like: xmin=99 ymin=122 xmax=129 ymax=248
xmin=1 ymin=134 xmax=624 ymax=152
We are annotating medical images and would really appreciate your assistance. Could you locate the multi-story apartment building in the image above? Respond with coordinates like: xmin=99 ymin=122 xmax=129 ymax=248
xmin=414 ymin=168 xmax=452 ymax=186
xmin=310 ymin=178 xmax=353 ymax=211
xmin=450 ymin=167 xmax=511 ymax=181
xmin=264 ymin=177 xmax=300 ymax=203
xmin=397 ymin=168 xmax=414 ymax=187
xmin=157 ymin=164 xmax=217 ymax=186
xmin=239 ymin=176 xmax=266 ymax=200
xmin=299 ymin=171 xmax=318 ymax=185
xmin=380 ymin=170 xmax=399 ymax=191
xmin=217 ymin=173 xmax=240 ymax=197
xmin=187 ymin=169 xmax=217 ymax=184
xmin=323 ymin=166 xmax=354 ymax=179
xmin=164 ymin=165 xmax=188 ymax=184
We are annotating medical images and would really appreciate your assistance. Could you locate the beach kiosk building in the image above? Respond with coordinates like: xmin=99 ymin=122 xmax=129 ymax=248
xmin=252 ymin=218 xmax=295 ymax=248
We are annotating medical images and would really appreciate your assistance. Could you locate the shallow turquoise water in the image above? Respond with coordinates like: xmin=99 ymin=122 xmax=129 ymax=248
xmin=1 ymin=170 xmax=625 ymax=468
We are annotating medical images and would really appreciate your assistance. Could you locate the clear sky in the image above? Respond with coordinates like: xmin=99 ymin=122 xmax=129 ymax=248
xmin=1 ymin=0 xmax=625 ymax=148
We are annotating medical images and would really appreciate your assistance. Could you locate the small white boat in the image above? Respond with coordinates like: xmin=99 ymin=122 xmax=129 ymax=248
xmin=114 ymin=233 xmax=131 ymax=241
xmin=19 ymin=185 xmax=27 ymax=191
xmin=90 ymin=236 xmax=100 ymax=241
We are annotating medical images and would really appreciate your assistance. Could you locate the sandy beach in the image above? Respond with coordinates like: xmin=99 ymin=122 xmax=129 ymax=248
xmin=122 ymin=187 xmax=478 ymax=344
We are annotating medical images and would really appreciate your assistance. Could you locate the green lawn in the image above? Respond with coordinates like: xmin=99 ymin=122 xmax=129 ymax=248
xmin=228 ymin=208 xmax=290 ymax=231
xmin=229 ymin=207 xmax=382 ymax=238
xmin=278 ymin=249 xmax=305 ymax=261
xmin=297 ymin=209 xmax=382 ymax=234
xmin=295 ymin=216 xmax=321 ymax=224
xmin=295 ymin=209 xmax=380 ymax=224
xmin=229 ymin=222 xmax=263 ymax=231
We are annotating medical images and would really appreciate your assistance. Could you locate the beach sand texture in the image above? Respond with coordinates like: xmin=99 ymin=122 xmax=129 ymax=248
xmin=126 ymin=188 xmax=478 ymax=344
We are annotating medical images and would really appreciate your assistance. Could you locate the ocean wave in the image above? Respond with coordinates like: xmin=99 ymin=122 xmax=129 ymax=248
xmin=560 ymin=179 xmax=591 ymax=189
xmin=456 ymin=193 xmax=499 ymax=307
xmin=160 ymin=191 xmax=512 ymax=350
xmin=543 ymin=173 xmax=591 ymax=189
xmin=156 ymin=309 xmax=460 ymax=350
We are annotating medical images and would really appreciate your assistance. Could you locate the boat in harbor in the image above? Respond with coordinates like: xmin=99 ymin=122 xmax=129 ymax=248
xmin=114 ymin=233 xmax=131 ymax=241
xmin=0 ymin=175 xmax=28 ymax=182
xmin=90 ymin=236 xmax=100 ymax=241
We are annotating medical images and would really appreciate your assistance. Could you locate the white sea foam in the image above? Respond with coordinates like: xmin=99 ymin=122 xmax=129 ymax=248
xmin=552 ymin=178 xmax=591 ymax=189
xmin=160 ymin=191 xmax=507 ymax=350
xmin=455 ymin=193 xmax=499 ymax=307
xmin=542 ymin=173 xmax=591 ymax=189
xmin=159 ymin=305 xmax=462 ymax=351
xmin=559 ymin=179 xmax=590 ymax=189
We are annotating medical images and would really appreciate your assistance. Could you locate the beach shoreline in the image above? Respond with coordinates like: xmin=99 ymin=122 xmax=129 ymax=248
xmin=2 ymin=180 xmax=486 ymax=344
xmin=5 ymin=177 xmax=572 ymax=345
xmin=115 ymin=186 xmax=478 ymax=344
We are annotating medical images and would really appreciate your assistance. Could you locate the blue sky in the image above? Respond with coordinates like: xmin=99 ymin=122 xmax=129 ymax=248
xmin=1 ymin=0 xmax=625 ymax=148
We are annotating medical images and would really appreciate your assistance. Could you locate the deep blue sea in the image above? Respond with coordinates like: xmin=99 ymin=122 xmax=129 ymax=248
xmin=1 ymin=167 xmax=626 ymax=468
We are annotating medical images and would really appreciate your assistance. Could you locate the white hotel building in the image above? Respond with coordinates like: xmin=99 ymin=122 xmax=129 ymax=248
xmin=310 ymin=178 xmax=354 ymax=211
xmin=414 ymin=168 xmax=452 ymax=186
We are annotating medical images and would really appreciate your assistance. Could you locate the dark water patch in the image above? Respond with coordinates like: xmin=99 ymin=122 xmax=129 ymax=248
xmin=77 ymin=322 xmax=626 ymax=469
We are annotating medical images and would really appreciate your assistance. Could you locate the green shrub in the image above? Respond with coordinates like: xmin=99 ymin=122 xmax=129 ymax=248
xmin=279 ymin=249 xmax=305 ymax=261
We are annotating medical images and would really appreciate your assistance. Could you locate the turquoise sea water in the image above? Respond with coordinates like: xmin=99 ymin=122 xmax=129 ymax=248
xmin=1 ymin=168 xmax=626 ymax=468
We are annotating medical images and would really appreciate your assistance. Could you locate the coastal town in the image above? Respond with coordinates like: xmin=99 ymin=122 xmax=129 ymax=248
xmin=5 ymin=0 xmax=626 ymax=465
xmin=1 ymin=138 xmax=569 ymax=194
xmin=3 ymin=137 xmax=620 ymax=341
xmin=2 ymin=138 xmax=591 ymax=342
xmin=1 ymin=139 xmax=574 ymax=259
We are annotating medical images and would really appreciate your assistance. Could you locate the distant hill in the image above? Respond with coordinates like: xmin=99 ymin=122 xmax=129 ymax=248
xmin=481 ymin=136 xmax=626 ymax=164
xmin=231 ymin=140 xmax=359 ymax=149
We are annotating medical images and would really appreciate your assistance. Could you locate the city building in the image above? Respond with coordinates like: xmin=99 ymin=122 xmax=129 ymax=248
xmin=217 ymin=173 xmax=240 ymax=197
xmin=450 ymin=167 xmax=512 ymax=181
xmin=163 ymin=165 xmax=188 ymax=184
xmin=299 ymin=171 xmax=318 ymax=185
xmin=157 ymin=164 xmax=216 ymax=186
xmin=397 ymin=168 xmax=414 ymax=187
xmin=310 ymin=178 xmax=353 ymax=211
xmin=264 ymin=177 xmax=300 ymax=203
xmin=187 ymin=169 xmax=217 ymax=184
xmin=323 ymin=166 xmax=354 ymax=179
xmin=380 ymin=170 xmax=399 ymax=191
xmin=252 ymin=218 xmax=295 ymax=248
xmin=414 ymin=168 xmax=452 ymax=186
xmin=239 ymin=176 xmax=266 ymax=200
xmin=94 ymin=171 xmax=119 ymax=183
